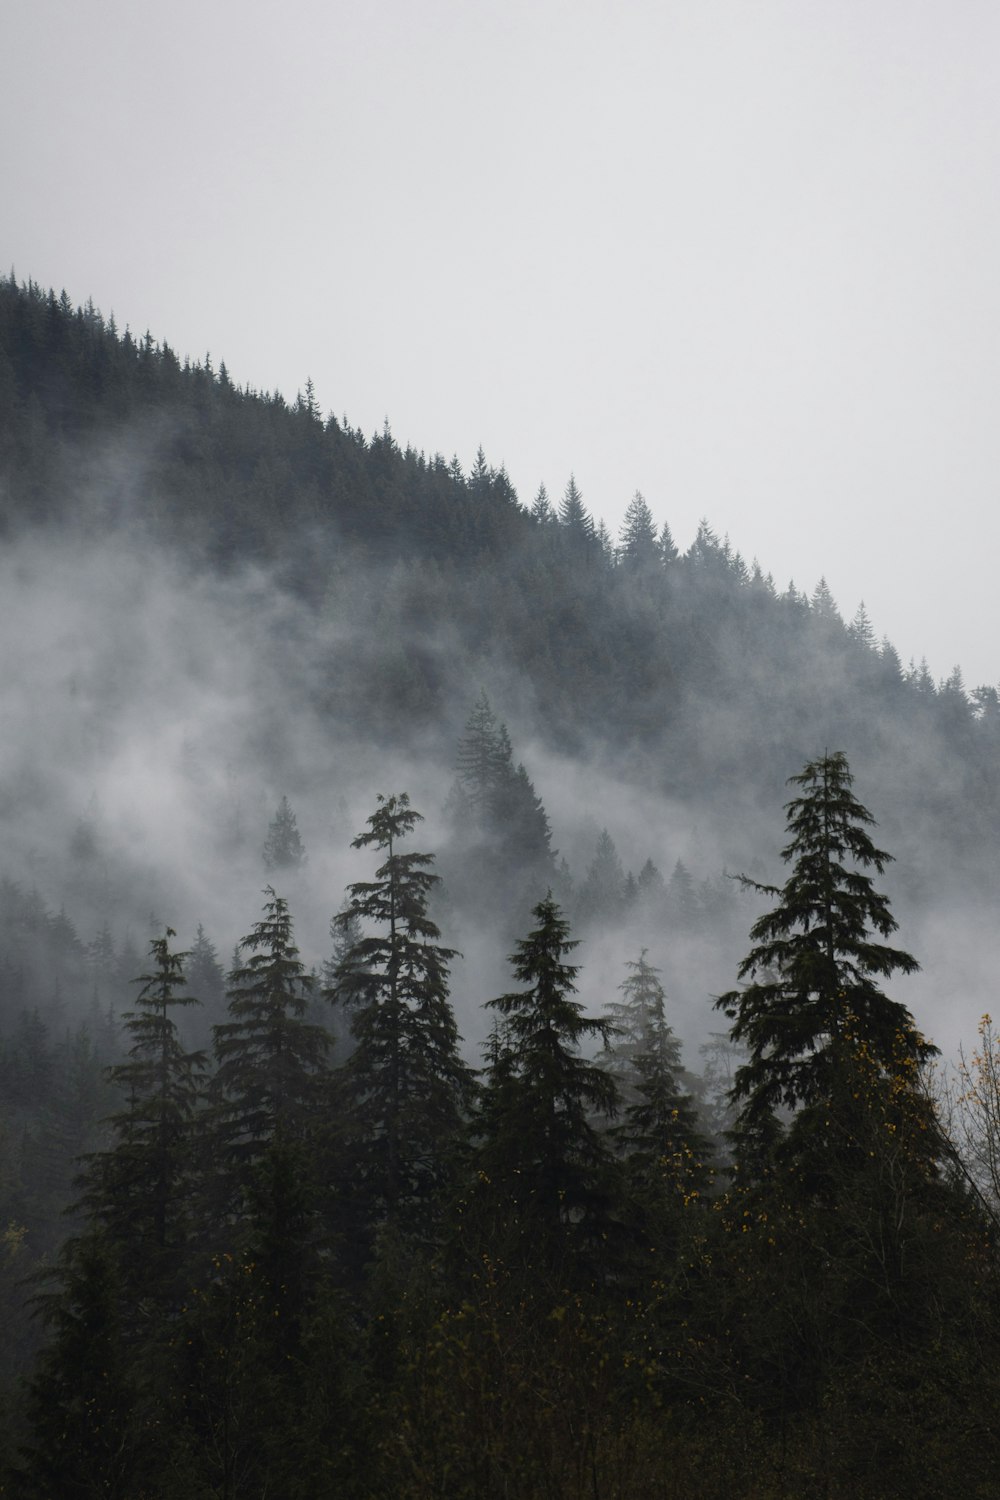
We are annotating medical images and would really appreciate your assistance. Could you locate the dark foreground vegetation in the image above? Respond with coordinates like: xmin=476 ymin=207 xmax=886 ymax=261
xmin=1 ymin=755 xmax=999 ymax=1498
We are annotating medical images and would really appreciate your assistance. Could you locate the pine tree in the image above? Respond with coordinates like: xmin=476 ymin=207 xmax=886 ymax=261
xmin=576 ymin=828 xmax=625 ymax=927
xmin=530 ymin=482 xmax=555 ymax=525
xmin=22 ymin=932 xmax=205 ymax=1495
xmin=448 ymin=693 xmax=556 ymax=921
xmin=331 ymin=795 xmax=474 ymax=1239
xmin=476 ymin=895 xmax=619 ymax=1264
xmin=659 ymin=520 xmax=679 ymax=564
xmin=602 ymin=951 xmax=709 ymax=1201
xmin=558 ymin=474 xmax=595 ymax=541
xmin=617 ymin=491 xmax=660 ymax=571
xmin=184 ymin=922 xmax=227 ymax=1049
xmin=262 ymin=794 xmax=307 ymax=871
xmin=453 ymin=691 xmax=510 ymax=829
xmin=212 ymin=890 xmax=328 ymax=1190
xmin=716 ymin=751 xmax=932 ymax=1177
xmin=84 ymin=929 xmax=205 ymax=1275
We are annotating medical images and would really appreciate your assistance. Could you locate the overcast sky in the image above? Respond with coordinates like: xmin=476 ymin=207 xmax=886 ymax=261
xmin=5 ymin=0 xmax=1000 ymax=685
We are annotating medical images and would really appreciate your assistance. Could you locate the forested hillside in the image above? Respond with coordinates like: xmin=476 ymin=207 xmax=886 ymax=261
xmin=2 ymin=274 xmax=1000 ymax=1496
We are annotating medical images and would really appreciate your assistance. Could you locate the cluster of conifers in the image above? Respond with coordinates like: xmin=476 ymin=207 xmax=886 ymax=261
xmin=11 ymin=755 xmax=998 ymax=1499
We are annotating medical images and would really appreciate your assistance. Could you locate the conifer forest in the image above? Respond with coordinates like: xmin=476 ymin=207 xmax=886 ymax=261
xmin=4 ymin=275 xmax=1000 ymax=1496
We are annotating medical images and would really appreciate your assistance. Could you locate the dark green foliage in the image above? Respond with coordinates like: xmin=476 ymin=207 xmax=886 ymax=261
xmin=716 ymin=751 xmax=931 ymax=1176
xmin=331 ymin=795 xmax=475 ymax=1242
xmin=476 ymin=895 xmax=620 ymax=1268
xmin=21 ymin=1232 xmax=141 ymax=1499
xmin=212 ymin=890 xmax=329 ymax=1193
xmin=82 ymin=930 xmax=204 ymax=1286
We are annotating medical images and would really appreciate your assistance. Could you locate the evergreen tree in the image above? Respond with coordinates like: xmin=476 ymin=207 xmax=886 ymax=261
xmin=184 ymin=921 xmax=227 ymax=1049
xmin=21 ymin=932 xmax=205 ymax=1496
xmin=331 ymin=795 xmax=474 ymax=1240
xmin=84 ymin=929 xmax=205 ymax=1279
xmin=211 ymin=890 xmax=328 ymax=1191
xmin=448 ymin=693 xmax=556 ymax=922
xmin=617 ymin=490 xmax=660 ymax=571
xmin=810 ymin=576 xmax=841 ymax=621
xmin=602 ymin=951 xmax=710 ymax=1202
xmin=848 ymin=600 xmax=876 ymax=650
xmin=576 ymin=828 xmax=625 ymax=927
xmin=658 ymin=520 xmax=679 ymax=564
xmin=558 ymin=474 xmax=595 ymax=541
xmin=453 ymin=691 xmax=510 ymax=828
xmin=262 ymin=794 xmax=307 ymax=871
xmin=530 ymin=482 xmax=555 ymax=524
xmin=716 ymin=751 xmax=932 ymax=1177
xmin=476 ymin=895 xmax=619 ymax=1266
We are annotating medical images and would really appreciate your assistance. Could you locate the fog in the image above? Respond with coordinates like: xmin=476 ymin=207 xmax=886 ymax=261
xmin=1 ymin=506 xmax=992 ymax=1080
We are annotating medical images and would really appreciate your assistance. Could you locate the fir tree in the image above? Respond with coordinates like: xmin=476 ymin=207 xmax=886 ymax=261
xmin=602 ymin=951 xmax=710 ymax=1203
xmin=476 ymin=895 xmax=619 ymax=1265
xmin=331 ymin=795 xmax=474 ymax=1239
xmin=212 ymin=890 xmax=328 ymax=1190
xmin=617 ymin=490 xmax=660 ymax=571
xmin=262 ymin=794 xmax=307 ymax=871
xmin=577 ymin=829 xmax=625 ymax=927
xmin=558 ymin=474 xmax=595 ymax=541
xmin=85 ymin=929 xmax=205 ymax=1272
xmin=716 ymin=752 xmax=932 ymax=1177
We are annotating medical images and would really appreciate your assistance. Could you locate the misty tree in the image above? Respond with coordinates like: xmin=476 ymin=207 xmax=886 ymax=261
xmin=602 ymin=951 xmax=710 ymax=1210
xmin=447 ymin=693 xmax=556 ymax=924
xmin=452 ymin=691 xmax=512 ymax=829
xmin=848 ymin=600 xmax=876 ymax=651
xmin=330 ymin=794 xmax=475 ymax=1242
xmin=659 ymin=520 xmax=679 ymax=564
xmin=475 ymin=894 xmax=619 ymax=1270
xmin=82 ymin=929 xmax=205 ymax=1289
xmin=530 ymin=482 xmax=556 ymax=525
xmin=666 ymin=859 xmax=699 ymax=929
xmin=576 ymin=829 xmax=625 ymax=927
xmin=320 ymin=907 xmax=365 ymax=1055
xmin=810 ymin=576 xmax=841 ymax=621
xmin=211 ymin=889 xmax=329 ymax=1198
xmin=716 ymin=751 xmax=933 ymax=1179
xmin=263 ymin=794 xmax=307 ymax=871
xmin=635 ymin=856 xmax=666 ymax=915
xmin=24 ymin=932 xmax=206 ymax=1496
xmin=558 ymin=474 xmax=595 ymax=542
xmin=617 ymin=490 xmax=660 ymax=571
xmin=184 ymin=922 xmax=227 ymax=1049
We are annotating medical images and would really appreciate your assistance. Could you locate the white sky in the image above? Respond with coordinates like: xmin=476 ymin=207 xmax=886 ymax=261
xmin=5 ymin=0 xmax=1000 ymax=685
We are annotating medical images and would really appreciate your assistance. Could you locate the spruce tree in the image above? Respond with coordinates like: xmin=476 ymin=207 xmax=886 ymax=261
xmin=617 ymin=491 xmax=660 ymax=571
xmin=262 ymin=794 xmax=307 ymax=871
xmin=576 ymin=828 xmax=625 ymax=927
xmin=22 ymin=932 xmax=205 ymax=1496
xmin=716 ymin=751 xmax=932 ymax=1177
xmin=211 ymin=890 xmax=328 ymax=1193
xmin=448 ymin=694 xmax=556 ymax=926
xmin=331 ymin=794 xmax=474 ymax=1241
xmin=87 ymin=929 xmax=205 ymax=1273
xmin=602 ymin=951 xmax=710 ymax=1206
xmin=476 ymin=895 xmax=619 ymax=1267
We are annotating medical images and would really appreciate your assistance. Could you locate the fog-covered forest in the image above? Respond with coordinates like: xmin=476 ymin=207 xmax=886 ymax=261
xmin=2 ymin=274 xmax=1000 ymax=1496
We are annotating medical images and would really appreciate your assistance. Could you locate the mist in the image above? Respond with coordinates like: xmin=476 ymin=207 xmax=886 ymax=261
xmin=0 ymin=499 xmax=990 ymax=1080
